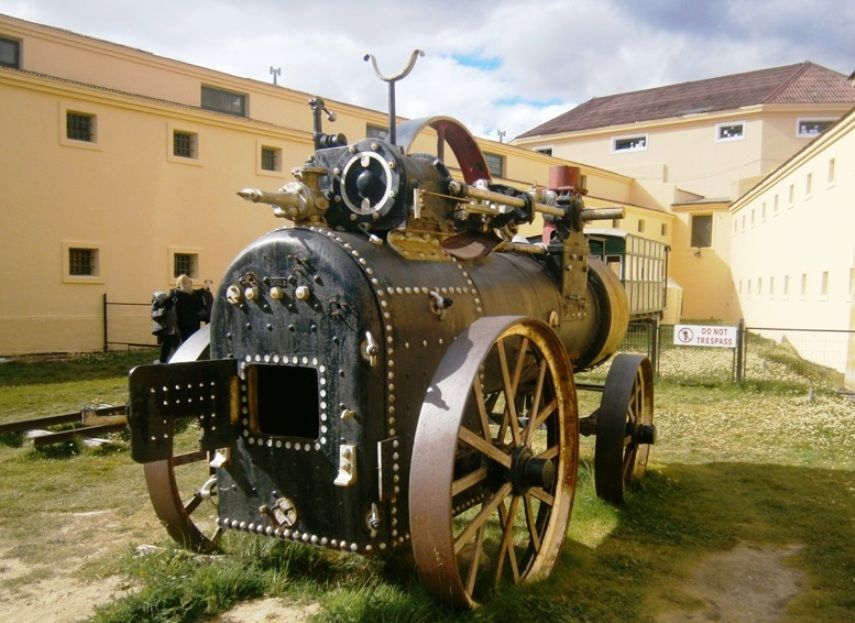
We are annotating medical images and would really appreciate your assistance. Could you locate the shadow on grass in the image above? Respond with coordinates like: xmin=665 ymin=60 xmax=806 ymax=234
xmin=91 ymin=462 xmax=853 ymax=623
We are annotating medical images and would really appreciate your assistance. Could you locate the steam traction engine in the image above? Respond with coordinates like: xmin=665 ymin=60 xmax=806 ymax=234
xmin=128 ymin=59 xmax=655 ymax=608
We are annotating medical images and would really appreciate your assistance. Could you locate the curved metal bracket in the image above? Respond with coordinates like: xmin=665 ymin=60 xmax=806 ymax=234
xmin=363 ymin=50 xmax=425 ymax=145
xmin=363 ymin=49 xmax=424 ymax=83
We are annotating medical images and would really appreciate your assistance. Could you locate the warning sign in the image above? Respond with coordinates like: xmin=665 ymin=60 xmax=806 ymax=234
xmin=674 ymin=324 xmax=738 ymax=348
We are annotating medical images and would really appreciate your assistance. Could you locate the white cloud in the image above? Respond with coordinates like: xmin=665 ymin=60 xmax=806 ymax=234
xmin=3 ymin=0 xmax=852 ymax=139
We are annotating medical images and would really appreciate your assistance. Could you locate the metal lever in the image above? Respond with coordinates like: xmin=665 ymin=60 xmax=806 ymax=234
xmin=363 ymin=49 xmax=424 ymax=145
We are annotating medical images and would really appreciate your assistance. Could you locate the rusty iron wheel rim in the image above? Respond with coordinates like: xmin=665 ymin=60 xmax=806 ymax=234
xmin=143 ymin=326 xmax=223 ymax=552
xmin=594 ymin=353 xmax=654 ymax=505
xmin=409 ymin=316 xmax=578 ymax=608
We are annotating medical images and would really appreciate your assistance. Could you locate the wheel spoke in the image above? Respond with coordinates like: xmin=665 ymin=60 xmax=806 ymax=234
xmin=472 ymin=382 xmax=493 ymax=439
xmin=459 ymin=427 xmax=512 ymax=468
xmin=536 ymin=445 xmax=559 ymax=461
xmin=452 ymin=466 xmax=488 ymax=497
xmin=465 ymin=523 xmax=487 ymax=596
xmin=496 ymin=339 xmax=521 ymax=446
xmin=454 ymin=482 xmax=514 ymax=554
xmin=524 ymin=493 xmax=542 ymax=553
xmin=171 ymin=450 xmax=208 ymax=467
xmin=184 ymin=492 xmax=204 ymax=515
xmin=524 ymin=361 xmax=547 ymax=445
xmin=528 ymin=487 xmax=555 ymax=506
xmin=495 ymin=495 xmax=521 ymax=584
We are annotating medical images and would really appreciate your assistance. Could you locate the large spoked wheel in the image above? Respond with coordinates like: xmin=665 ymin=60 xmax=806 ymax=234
xmin=594 ymin=353 xmax=655 ymax=505
xmin=143 ymin=326 xmax=223 ymax=552
xmin=410 ymin=317 xmax=578 ymax=608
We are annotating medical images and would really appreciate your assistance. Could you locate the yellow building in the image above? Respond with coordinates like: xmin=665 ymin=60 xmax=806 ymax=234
xmin=729 ymin=108 xmax=855 ymax=386
xmin=514 ymin=63 xmax=855 ymax=321
xmin=0 ymin=13 xmax=667 ymax=354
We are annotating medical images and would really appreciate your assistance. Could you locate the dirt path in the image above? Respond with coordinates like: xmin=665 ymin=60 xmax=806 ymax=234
xmin=658 ymin=542 xmax=806 ymax=623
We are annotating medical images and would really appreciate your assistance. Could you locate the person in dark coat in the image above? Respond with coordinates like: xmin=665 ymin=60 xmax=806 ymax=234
xmin=152 ymin=290 xmax=180 ymax=363
xmin=173 ymin=274 xmax=205 ymax=342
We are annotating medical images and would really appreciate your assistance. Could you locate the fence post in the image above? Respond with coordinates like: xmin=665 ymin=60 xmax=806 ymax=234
xmin=102 ymin=292 xmax=108 ymax=352
xmin=735 ymin=318 xmax=745 ymax=383
xmin=651 ymin=316 xmax=661 ymax=379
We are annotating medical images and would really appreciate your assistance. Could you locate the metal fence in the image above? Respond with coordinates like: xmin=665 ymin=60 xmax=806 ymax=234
xmin=103 ymin=294 xmax=157 ymax=350
xmin=606 ymin=320 xmax=852 ymax=389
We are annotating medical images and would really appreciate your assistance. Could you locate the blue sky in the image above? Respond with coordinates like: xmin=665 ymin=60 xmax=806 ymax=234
xmin=3 ymin=0 xmax=852 ymax=139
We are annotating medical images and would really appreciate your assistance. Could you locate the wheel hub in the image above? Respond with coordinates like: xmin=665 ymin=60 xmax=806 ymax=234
xmin=510 ymin=447 xmax=555 ymax=494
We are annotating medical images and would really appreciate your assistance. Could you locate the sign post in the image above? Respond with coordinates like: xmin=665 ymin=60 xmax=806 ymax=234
xmin=673 ymin=322 xmax=743 ymax=382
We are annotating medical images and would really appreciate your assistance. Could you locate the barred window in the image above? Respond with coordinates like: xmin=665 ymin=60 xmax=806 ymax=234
xmin=483 ymin=152 xmax=505 ymax=178
xmin=69 ymin=248 xmax=97 ymax=276
xmin=173 ymin=131 xmax=197 ymax=158
xmin=67 ymin=112 xmax=95 ymax=142
xmin=716 ymin=122 xmax=744 ymax=141
xmin=612 ymin=135 xmax=647 ymax=152
xmin=0 ymin=36 xmax=20 ymax=68
xmin=261 ymin=146 xmax=280 ymax=171
xmin=201 ymin=86 xmax=246 ymax=116
xmin=173 ymin=253 xmax=198 ymax=278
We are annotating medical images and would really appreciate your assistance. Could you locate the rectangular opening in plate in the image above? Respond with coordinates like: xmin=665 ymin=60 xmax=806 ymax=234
xmin=247 ymin=365 xmax=320 ymax=439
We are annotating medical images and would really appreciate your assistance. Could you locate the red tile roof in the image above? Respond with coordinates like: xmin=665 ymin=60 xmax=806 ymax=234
xmin=517 ymin=62 xmax=855 ymax=138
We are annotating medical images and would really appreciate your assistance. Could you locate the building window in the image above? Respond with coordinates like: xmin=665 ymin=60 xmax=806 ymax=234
xmin=366 ymin=124 xmax=388 ymax=140
xmin=773 ymin=194 xmax=778 ymax=214
xmin=535 ymin=147 xmax=553 ymax=156
xmin=769 ymin=276 xmax=775 ymax=297
xmin=173 ymin=253 xmax=199 ymax=279
xmin=751 ymin=209 xmax=755 ymax=227
xmin=741 ymin=214 xmax=745 ymax=231
xmin=612 ymin=134 xmax=647 ymax=153
xmin=611 ymin=218 xmax=621 ymax=228
xmin=820 ymin=271 xmax=829 ymax=297
xmin=201 ymin=85 xmax=246 ymax=116
xmin=691 ymin=214 xmax=712 ymax=248
xmin=69 ymin=248 xmax=97 ymax=276
xmin=173 ymin=130 xmax=198 ymax=159
xmin=758 ymin=277 xmax=763 ymax=295
xmin=806 ymin=172 xmax=812 ymax=196
xmin=0 ymin=36 xmax=20 ymax=68
xmin=661 ymin=223 xmax=668 ymax=236
xmin=800 ymin=273 xmax=807 ymax=297
xmin=637 ymin=219 xmax=645 ymax=233
xmin=788 ymin=184 xmax=794 ymax=206
xmin=747 ymin=279 xmax=752 ymax=296
xmin=484 ymin=152 xmax=505 ymax=178
xmin=796 ymin=118 xmax=834 ymax=138
xmin=716 ymin=121 xmax=744 ymax=142
xmin=67 ymin=111 xmax=95 ymax=142
xmin=828 ymin=158 xmax=836 ymax=184
xmin=733 ymin=220 xmax=738 ymax=234
xmin=761 ymin=202 xmax=766 ymax=220
xmin=261 ymin=146 xmax=281 ymax=172
xmin=783 ymin=275 xmax=789 ymax=297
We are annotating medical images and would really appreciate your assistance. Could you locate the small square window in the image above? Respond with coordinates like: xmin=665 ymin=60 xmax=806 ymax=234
xmin=716 ymin=122 xmax=744 ymax=142
xmin=797 ymin=118 xmax=834 ymax=138
xmin=69 ymin=248 xmax=97 ymax=276
xmin=366 ymin=124 xmax=388 ymax=140
xmin=173 ymin=131 xmax=197 ymax=158
xmin=483 ymin=152 xmax=505 ymax=178
xmin=201 ymin=85 xmax=246 ymax=116
xmin=0 ymin=36 xmax=20 ymax=68
xmin=173 ymin=253 xmax=199 ymax=278
xmin=690 ymin=214 xmax=712 ymax=248
xmin=612 ymin=135 xmax=647 ymax=152
xmin=67 ymin=112 xmax=95 ymax=142
xmin=261 ymin=146 xmax=280 ymax=172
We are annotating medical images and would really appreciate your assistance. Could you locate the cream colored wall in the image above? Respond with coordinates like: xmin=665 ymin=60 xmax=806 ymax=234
xmin=730 ymin=111 xmax=855 ymax=377
xmin=516 ymin=107 xmax=852 ymax=201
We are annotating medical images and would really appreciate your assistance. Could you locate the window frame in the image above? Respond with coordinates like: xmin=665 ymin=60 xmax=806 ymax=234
xmin=62 ymin=241 xmax=104 ymax=284
xmin=611 ymin=134 xmax=648 ymax=153
xmin=201 ymin=85 xmax=247 ymax=117
xmin=0 ymin=35 xmax=21 ymax=68
xmin=535 ymin=147 xmax=553 ymax=156
xmin=172 ymin=130 xmax=197 ymax=159
xmin=690 ymin=213 xmax=713 ymax=248
xmin=483 ymin=151 xmax=505 ymax=178
xmin=167 ymin=122 xmax=202 ymax=165
xmin=715 ymin=121 xmax=745 ymax=142
xmin=796 ymin=117 xmax=835 ymax=138
xmin=168 ymin=247 xmax=202 ymax=283
xmin=58 ymin=103 xmax=100 ymax=150
xmin=366 ymin=124 xmax=389 ymax=140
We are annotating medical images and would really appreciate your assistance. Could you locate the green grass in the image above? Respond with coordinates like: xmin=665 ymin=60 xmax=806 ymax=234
xmin=0 ymin=349 xmax=852 ymax=622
